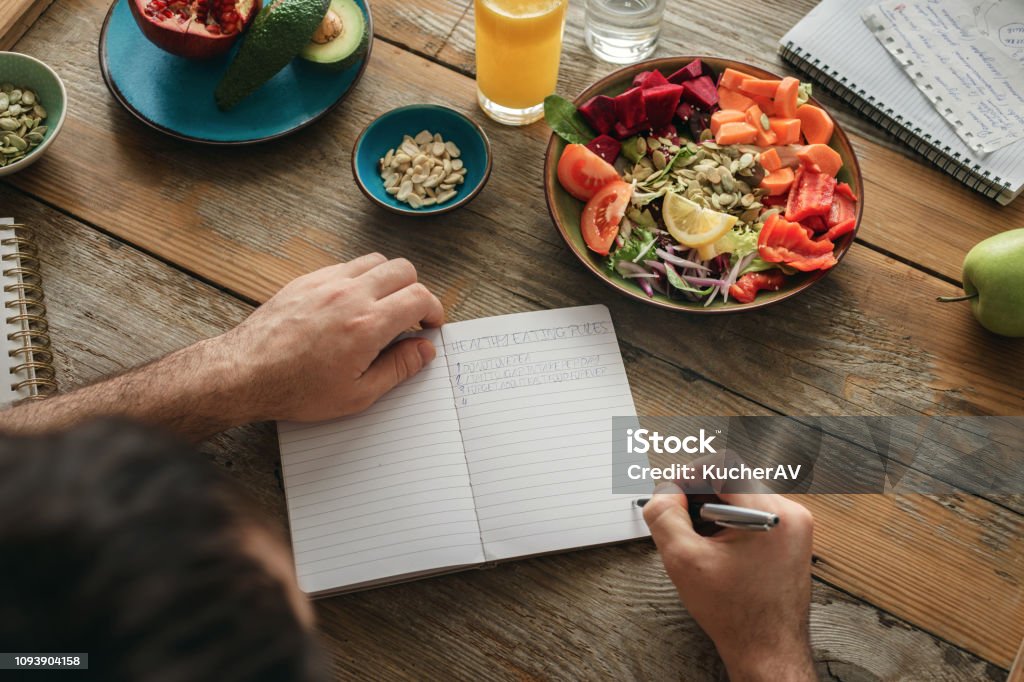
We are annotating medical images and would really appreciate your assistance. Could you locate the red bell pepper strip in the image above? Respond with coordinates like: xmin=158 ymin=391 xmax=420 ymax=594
xmin=785 ymin=170 xmax=836 ymax=222
xmin=729 ymin=270 xmax=786 ymax=303
xmin=758 ymin=213 xmax=838 ymax=271
xmin=819 ymin=220 xmax=856 ymax=242
xmin=835 ymin=182 xmax=858 ymax=201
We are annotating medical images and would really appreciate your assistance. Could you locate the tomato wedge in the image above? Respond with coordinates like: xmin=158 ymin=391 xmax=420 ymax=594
xmin=581 ymin=181 xmax=631 ymax=255
xmin=758 ymin=213 xmax=837 ymax=271
xmin=557 ymin=143 xmax=621 ymax=202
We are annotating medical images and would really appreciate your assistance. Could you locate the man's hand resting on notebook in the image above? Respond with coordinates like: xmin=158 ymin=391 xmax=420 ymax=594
xmin=0 ymin=254 xmax=444 ymax=440
xmin=643 ymin=485 xmax=816 ymax=682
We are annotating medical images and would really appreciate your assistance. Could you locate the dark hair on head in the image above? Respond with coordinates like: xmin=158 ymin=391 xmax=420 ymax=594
xmin=0 ymin=419 xmax=325 ymax=682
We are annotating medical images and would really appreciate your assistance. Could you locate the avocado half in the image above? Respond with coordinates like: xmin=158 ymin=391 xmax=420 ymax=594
xmin=299 ymin=0 xmax=368 ymax=71
xmin=215 ymin=0 xmax=331 ymax=110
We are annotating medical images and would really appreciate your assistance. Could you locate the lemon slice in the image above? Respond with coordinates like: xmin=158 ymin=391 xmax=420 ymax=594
xmin=663 ymin=191 xmax=738 ymax=248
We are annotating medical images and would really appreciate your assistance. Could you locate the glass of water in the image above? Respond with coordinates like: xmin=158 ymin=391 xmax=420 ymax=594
xmin=584 ymin=0 xmax=668 ymax=64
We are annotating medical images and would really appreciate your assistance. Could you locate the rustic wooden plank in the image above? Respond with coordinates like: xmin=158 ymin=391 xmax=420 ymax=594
xmin=13 ymin=185 xmax=1009 ymax=679
xmin=0 ymin=0 xmax=53 ymax=50
xmin=1010 ymin=638 xmax=1024 ymax=682
xmin=369 ymin=0 xmax=469 ymax=59
xmin=799 ymin=493 xmax=1024 ymax=670
xmin=431 ymin=0 xmax=1024 ymax=283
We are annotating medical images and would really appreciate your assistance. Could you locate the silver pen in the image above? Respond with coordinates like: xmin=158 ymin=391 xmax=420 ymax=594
xmin=634 ymin=498 xmax=779 ymax=532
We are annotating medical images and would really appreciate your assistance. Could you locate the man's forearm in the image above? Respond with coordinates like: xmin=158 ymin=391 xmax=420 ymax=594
xmin=0 ymin=337 xmax=253 ymax=442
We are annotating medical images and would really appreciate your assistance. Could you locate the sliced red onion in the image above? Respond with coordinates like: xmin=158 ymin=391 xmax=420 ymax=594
xmin=643 ymin=260 xmax=666 ymax=274
xmin=623 ymin=273 xmax=660 ymax=279
xmin=655 ymin=248 xmax=711 ymax=272
xmin=682 ymin=275 xmax=728 ymax=287
xmin=639 ymin=278 xmax=654 ymax=297
xmin=615 ymin=260 xmax=649 ymax=277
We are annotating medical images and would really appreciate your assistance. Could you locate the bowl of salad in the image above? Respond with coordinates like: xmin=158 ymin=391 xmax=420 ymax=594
xmin=543 ymin=56 xmax=863 ymax=312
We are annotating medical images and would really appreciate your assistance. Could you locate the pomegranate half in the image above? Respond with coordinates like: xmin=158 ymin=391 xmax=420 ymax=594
xmin=129 ymin=0 xmax=261 ymax=60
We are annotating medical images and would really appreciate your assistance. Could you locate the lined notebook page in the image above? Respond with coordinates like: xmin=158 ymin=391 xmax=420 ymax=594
xmin=442 ymin=305 xmax=648 ymax=562
xmin=781 ymin=0 xmax=1024 ymax=198
xmin=277 ymin=329 xmax=484 ymax=594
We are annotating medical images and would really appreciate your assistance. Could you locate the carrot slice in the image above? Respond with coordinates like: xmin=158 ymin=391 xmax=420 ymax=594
xmin=775 ymin=76 xmax=800 ymax=118
xmin=768 ymin=117 xmax=801 ymax=145
xmin=744 ymin=104 xmax=777 ymax=146
xmin=715 ymin=121 xmax=758 ymax=145
xmin=759 ymin=148 xmax=782 ymax=172
xmin=710 ymin=109 xmax=746 ymax=135
xmin=751 ymin=94 xmax=775 ymax=116
xmin=797 ymin=143 xmax=843 ymax=177
xmin=739 ymin=78 xmax=781 ymax=98
xmin=720 ymin=68 xmax=753 ymax=90
xmin=760 ymin=167 xmax=795 ymax=196
xmin=794 ymin=104 xmax=834 ymax=145
xmin=717 ymin=87 xmax=756 ymax=112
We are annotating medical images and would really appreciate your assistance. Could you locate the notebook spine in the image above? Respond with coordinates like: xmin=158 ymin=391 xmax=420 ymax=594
xmin=3 ymin=224 xmax=57 ymax=402
xmin=779 ymin=42 xmax=1012 ymax=203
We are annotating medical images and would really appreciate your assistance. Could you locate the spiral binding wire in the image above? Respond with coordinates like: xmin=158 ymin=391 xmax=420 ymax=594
xmin=779 ymin=42 xmax=1012 ymax=201
xmin=3 ymin=224 xmax=57 ymax=402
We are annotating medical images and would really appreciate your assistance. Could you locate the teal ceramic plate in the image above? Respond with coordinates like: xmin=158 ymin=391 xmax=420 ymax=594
xmin=351 ymin=105 xmax=492 ymax=216
xmin=98 ymin=0 xmax=372 ymax=144
xmin=543 ymin=56 xmax=864 ymax=313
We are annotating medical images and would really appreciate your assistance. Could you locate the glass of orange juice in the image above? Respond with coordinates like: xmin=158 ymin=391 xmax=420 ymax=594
xmin=474 ymin=0 xmax=569 ymax=126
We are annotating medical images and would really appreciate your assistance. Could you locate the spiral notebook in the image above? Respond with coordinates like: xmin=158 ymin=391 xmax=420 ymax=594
xmin=277 ymin=305 xmax=649 ymax=596
xmin=780 ymin=0 xmax=1024 ymax=205
xmin=0 ymin=217 xmax=57 ymax=406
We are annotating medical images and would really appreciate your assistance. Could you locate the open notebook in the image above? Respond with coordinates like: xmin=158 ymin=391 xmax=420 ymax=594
xmin=277 ymin=305 xmax=649 ymax=596
xmin=780 ymin=0 xmax=1024 ymax=204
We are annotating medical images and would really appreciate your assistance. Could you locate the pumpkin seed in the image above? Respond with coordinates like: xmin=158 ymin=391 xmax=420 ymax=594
xmin=652 ymin=150 xmax=667 ymax=170
xmin=33 ymin=105 xmax=46 ymax=119
xmin=0 ymin=119 xmax=17 ymax=131
xmin=21 ymin=90 xmax=35 ymax=106
xmin=8 ymin=90 xmax=21 ymax=104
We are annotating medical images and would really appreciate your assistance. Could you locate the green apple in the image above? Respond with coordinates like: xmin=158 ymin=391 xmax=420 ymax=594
xmin=938 ymin=228 xmax=1024 ymax=337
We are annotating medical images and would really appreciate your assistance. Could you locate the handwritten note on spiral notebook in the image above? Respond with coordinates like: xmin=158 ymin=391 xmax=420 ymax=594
xmin=277 ymin=305 xmax=649 ymax=596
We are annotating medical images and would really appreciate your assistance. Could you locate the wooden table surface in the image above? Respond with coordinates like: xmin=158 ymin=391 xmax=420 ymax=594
xmin=6 ymin=0 xmax=1024 ymax=678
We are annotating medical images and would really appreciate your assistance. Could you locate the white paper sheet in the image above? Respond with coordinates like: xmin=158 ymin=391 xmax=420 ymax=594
xmin=278 ymin=328 xmax=484 ymax=595
xmin=442 ymin=305 xmax=648 ymax=562
xmin=863 ymin=0 xmax=1024 ymax=153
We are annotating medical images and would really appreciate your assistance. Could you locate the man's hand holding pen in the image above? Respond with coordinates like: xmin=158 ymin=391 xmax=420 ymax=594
xmin=643 ymin=484 xmax=817 ymax=682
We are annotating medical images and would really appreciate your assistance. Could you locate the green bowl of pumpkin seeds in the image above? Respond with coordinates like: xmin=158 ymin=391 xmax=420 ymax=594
xmin=0 ymin=52 xmax=66 ymax=177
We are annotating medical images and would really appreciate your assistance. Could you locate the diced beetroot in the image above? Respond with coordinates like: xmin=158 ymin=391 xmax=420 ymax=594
xmin=675 ymin=101 xmax=695 ymax=122
xmin=632 ymin=69 xmax=670 ymax=90
xmin=614 ymin=86 xmax=647 ymax=130
xmin=585 ymin=134 xmax=622 ymax=164
xmin=578 ymin=95 xmax=617 ymax=135
xmin=687 ymin=110 xmax=711 ymax=140
xmin=680 ymin=75 xmax=718 ymax=110
xmin=642 ymin=83 xmax=684 ymax=127
xmin=667 ymin=59 xmax=704 ymax=84
xmin=613 ymin=119 xmax=649 ymax=139
xmin=651 ymin=124 xmax=679 ymax=140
